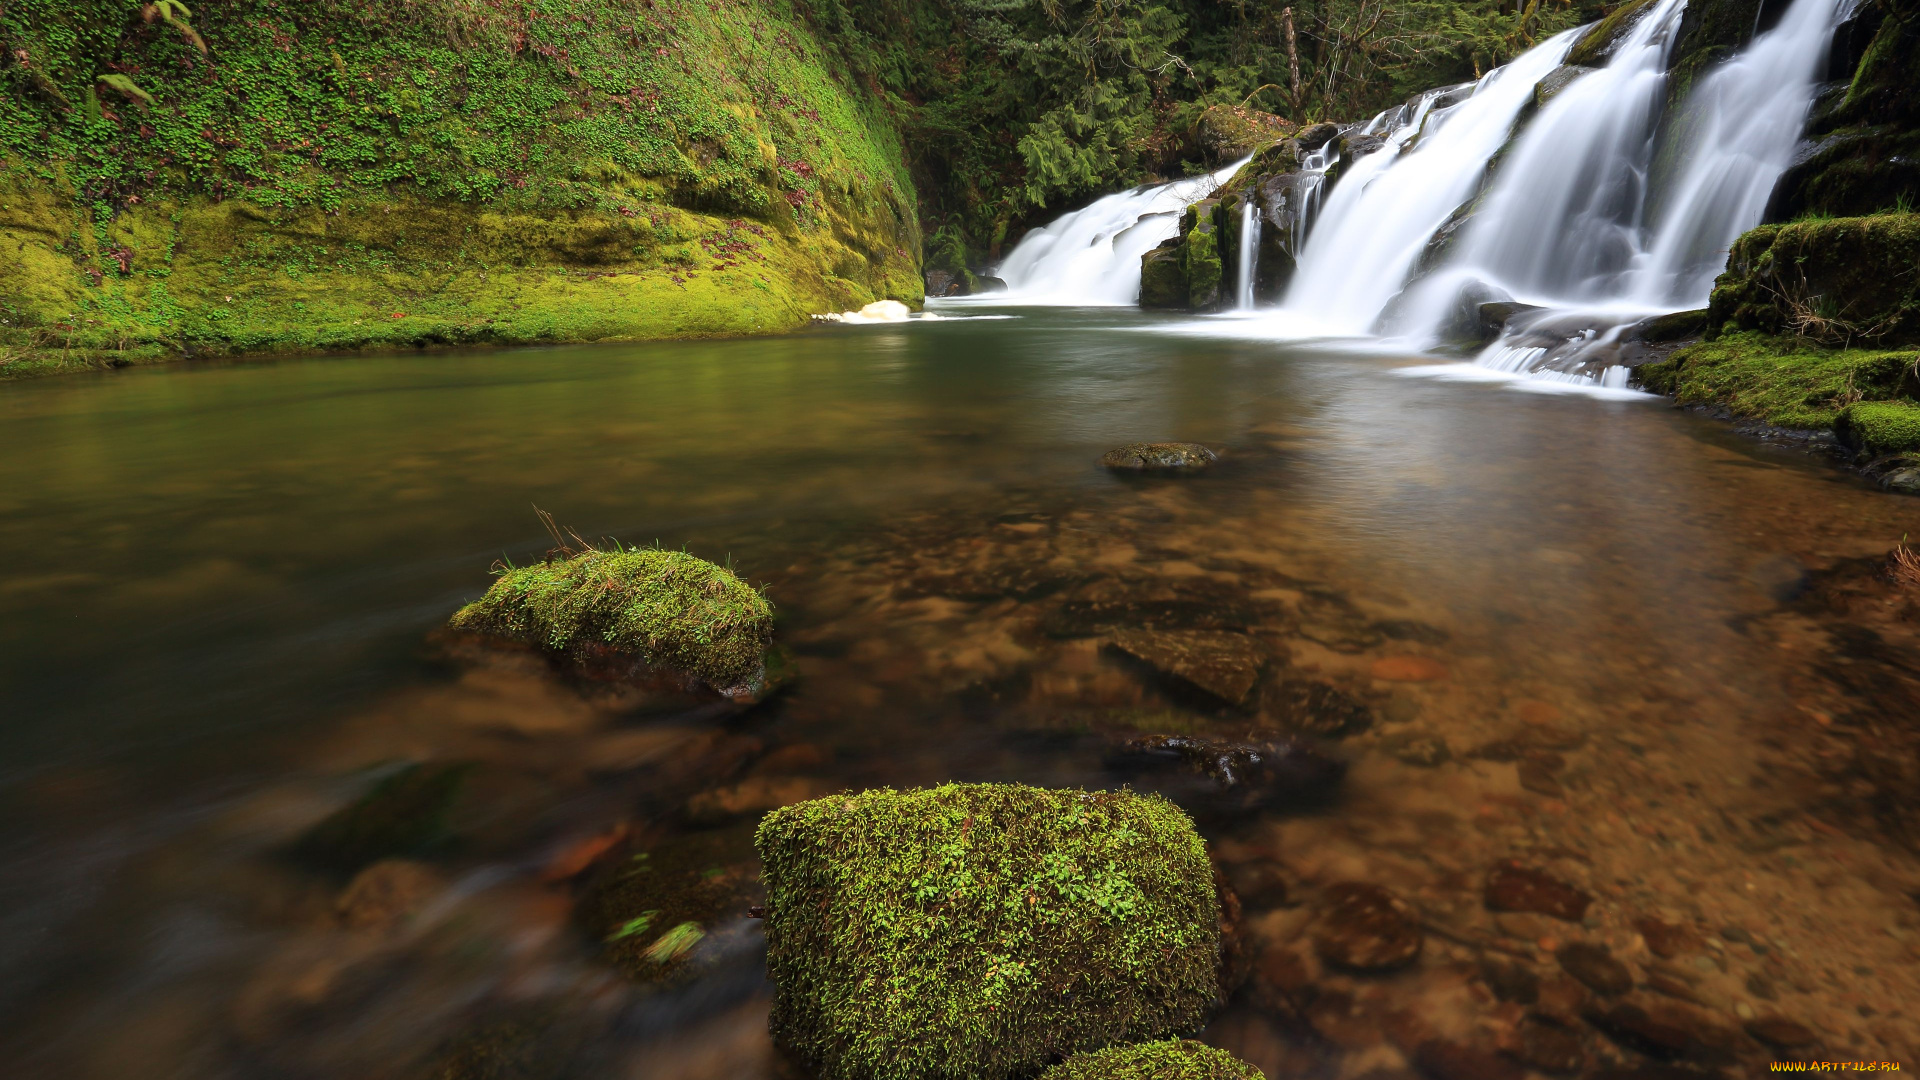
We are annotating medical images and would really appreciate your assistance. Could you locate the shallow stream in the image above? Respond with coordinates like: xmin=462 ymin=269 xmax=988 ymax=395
xmin=3 ymin=309 xmax=1918 ymax=1077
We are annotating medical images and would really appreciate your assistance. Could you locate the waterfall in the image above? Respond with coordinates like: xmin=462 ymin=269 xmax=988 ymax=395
xmin=1278 ymin=33 xmax=1579 ymax=335
xmin=988 ymin=160 xmax=1248 ymax=306
xmin=1235 ymin=200 xmax=1261 ymax=310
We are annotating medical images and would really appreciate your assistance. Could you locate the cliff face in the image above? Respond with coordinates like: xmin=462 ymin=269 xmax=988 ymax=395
xmin=0 ymin=0 xmax=921 ymax=375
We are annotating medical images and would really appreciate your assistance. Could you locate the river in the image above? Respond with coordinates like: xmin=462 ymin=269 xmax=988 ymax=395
xmin=3 ymin=309 xmax=1918 ymax=1076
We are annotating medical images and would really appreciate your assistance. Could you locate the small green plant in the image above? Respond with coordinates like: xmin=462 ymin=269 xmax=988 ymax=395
xmin=95 ymin=74 xmax=153 ymax=105
xmin=606 ymin=910 xmax=660 ymax=942
xmin=643 ymin=922 xmax=706 ymax=963
xmin=141 ymin=1 xmax=207 ymax=55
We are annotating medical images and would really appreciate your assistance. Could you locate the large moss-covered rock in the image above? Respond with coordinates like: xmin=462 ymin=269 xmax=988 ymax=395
xmin=1837 ymin=401 xmax=1920 ymax=456
xmin=1038 ymin=1039 xmax=1266 ymax=1080
xmin=1182 ymin=201 xmax=1225 ymax=311
xmin=1140 ymin=238 xmax=1192 ymax=309
xmin=1706 ymin=214 xmax=1920 ymax=345
xmin=756 ymin=784 xmax=1223 ymax=1080
xmin=449 ymin=547 xmax=773 ymax=695
xmin=1192 ymin=104 xmax=1293 ymax=166
xmin=1566 ymin=0 xmax=1660 ymax=67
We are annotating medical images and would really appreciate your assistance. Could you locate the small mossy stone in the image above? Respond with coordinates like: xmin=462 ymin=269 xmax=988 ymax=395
xmin=1102 ymin=443 xmax=1218 ymax=471
xmin=757 ymin=783 xmax=1222 ymax=1080
xmin=448 ymin=547 xmax=773 ymax=694
xmin=294 ymin=763 xmax=471 ymax=875
xmin=1837 ymin=400 xmax=1920 ymax=456
xmin=1038 ymin=1038 xmax=1266 ymax=1080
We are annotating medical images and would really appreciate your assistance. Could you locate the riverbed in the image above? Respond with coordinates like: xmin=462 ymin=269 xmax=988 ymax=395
xmin=3 ymin=308 xmax=1918 ymax=1077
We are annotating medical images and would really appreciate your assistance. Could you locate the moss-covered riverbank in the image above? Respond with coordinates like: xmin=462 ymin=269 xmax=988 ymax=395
xmin=0 ymin=0 xmax=921 ymax=377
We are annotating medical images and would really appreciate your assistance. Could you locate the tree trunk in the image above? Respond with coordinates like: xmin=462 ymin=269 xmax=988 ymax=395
xmin=1282 ymin=7 xmax=1301 ymax=117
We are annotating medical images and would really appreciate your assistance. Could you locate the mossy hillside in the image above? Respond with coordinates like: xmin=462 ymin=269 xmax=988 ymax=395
xmin=449 ymin=547 xmax=773 ymax=691
xmin=1705 ymin=214 xmax=1920 ymax=346
xmin=1038 ymin=1039 xmax=1266 ymax=1080
xmin=0 ymin=0 xmax=920 ymax=374
xmin=756 ymin=783 xmax=1222 ymax=1080
xmin=1838 ymin=401 xmax=1920 ymax=456
xmin=1636 ymin=331 xmax=1919 ymax=430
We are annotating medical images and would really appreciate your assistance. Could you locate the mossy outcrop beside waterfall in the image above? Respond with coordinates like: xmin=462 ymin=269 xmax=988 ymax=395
xmin=0 ymin=0 xmax=920 ymax=377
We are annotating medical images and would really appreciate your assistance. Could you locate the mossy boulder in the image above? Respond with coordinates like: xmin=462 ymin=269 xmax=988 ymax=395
xmin=756 ymin=784 xmax=1223 ymax=1080
xmin=1038 ymin=1039 xmax=1266 ymax=1080
xmin=448 ymin=547 xmax=773 ymax=696
xmin=1706 ymin=215 xmax=1920 ymax=345
xmin=1140 ymin=238 xmax=1192 ymax=310
xmin=1192 ymin=105 xmax=1293 ymax=166
xmin=1567 ymin=0 xmax=1660 ymax=67
xmin=1182 ymin=201 xmax=1225 ymax=311
xmin=1101 ymin=443 xmax=1218 ymax=471
xmin=1837 ymin=401 xmax=1920 ymax=456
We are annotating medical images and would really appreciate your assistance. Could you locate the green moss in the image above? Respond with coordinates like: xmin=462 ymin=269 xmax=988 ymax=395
xmin=1706 ymin=214 xmax=1920 ymax=345
xmin=294 ymin=762 xmax=471 ymax=874
xmin=756 ymin=783 xmax=1222 ymax=1080
xmin=1139 ymin=239 xmax=1189 ymax=310
xmin=1838 ymin=400 xmax=1920 ymax=455
xmin=1567 ymin=0 xmax=1659 ymax=68
xmin=1182 ymin=203 xmax=1222 ymax=312
xmin=1038 ymin=1039 xmax=1266 ymax=1080
xmin=449 ymin=547 xmax=773 ymax=691
xmin=1637 ymin=331 xmax=1919 ymax=429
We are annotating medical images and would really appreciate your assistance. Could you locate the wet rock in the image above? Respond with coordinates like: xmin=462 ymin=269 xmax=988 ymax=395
xmin=1107 ymin=629 xmax=1267 ymax=706
xmin=1556 ymin=943 xmax=1633 ymax=995
xmin=1484 ymin=861 xmax=1592 ymax=921
xmin=1107 ymin=733 xmax=1346 ymax=819
xmin=1306 ymin=987 xmax=1385 ymax=1048
xmin=1375 ymin=619 xmax=1451 ymax=645
xmin=1745 ymin=972 xmax=1778 ymax=1000
xmin=574 ymin=825 xmax=762 ymax=984
xmin=1584 ymin=1003 xmax=1736 ymax=1063
xmin=1250 ymin=944 xmax=1316 ymax=1018
xmin=293 ymin=762 xmax=471 ymax=875
xmin=1533 ymin=64 xmax=1594 ymax=108
xmin=1312 ymin=882 xmax=1424 ymax=972
xmin=1382 ymin=732 xmax=1452 ymax=767
xmin=1041 ymin=576 xmax=1263 ymax=638
xmin=1100 ymin=442 xmax=1218 ymax=471
xmin=1506 ymin=1016 xmax=1585 ymax=1074
xmin=1298 ymin=591 xmax=1383 ymax=651
xmin=1266 ymin=679 xmax=1375 ymax=737
xmin=1480 ymin=956 xmax=1540 ymax=1004
xmin=1371 ymin=655 xmax=1449 ymax=682
xmin=334 ymin=859 xmax=445 ymax=929
xmin=909 ymin=561 xmax=1082 ymax=602
xmin=1635 ymin=916 xmax=1704 ymax=958
xmin=1139 ymin=238 xmax=1190 ymax=310
xmin=1296 ymin=122 xmax=1340 ymax=151
xmin=1519 ymin=760 xmax=1566 ymax=798
xmin=1214 ymin=859 xmax=1252 ymax=998
xmin=1414 ymin=1039 xmax=1524 ymax=1080
xmin=1745 ymin=1016 xmax=1818 ymax=1049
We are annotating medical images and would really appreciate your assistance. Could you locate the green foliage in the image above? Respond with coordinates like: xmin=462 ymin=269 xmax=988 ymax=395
xmin=1637 ymin=331 xmax=1919 ymax=430
xmin=756 ymin=783 xmax=1222 ymax=1080
xmin=1039 ymin=1039 xmax=1266 ymax=1080
xmin=798 ymin=0 xmax=1600 ymax=260
xmin=449 ymin=545 xmax=774 ymax=690
xmin=1838 ymin=400 xmax=1920 ymax=455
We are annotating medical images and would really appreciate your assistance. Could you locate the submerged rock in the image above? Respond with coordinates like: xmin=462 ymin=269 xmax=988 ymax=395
xmin=1312 ymin=882 xmax=1424 ymax=971
xmin=756 ymin=784 xmax=1221 ymax=1080
xmin=448 ymin=546 xmax=774 ymax=698
xmin=1107 ymin=733 xmax=1345 ymax=818
xmin=1101 ymin=442 xmax=1218 ymax=471
xmin=1484 ymin=861 xmax=1592 ymax=921
xmin=1039 ymin=1038 xmax=1266 ymax=1079
xmin=1265 ymin=679 xmax=1374 ymax=737
xmin=575 ymin=825 xmax=762 ymax=984
xmin=1556 ymin=942 xmax=1633 ymax=995
xmin=294 ymin=762 xmax=471 ymax=875
xmin=1107 ymin=628 xmax=1267 ymax=706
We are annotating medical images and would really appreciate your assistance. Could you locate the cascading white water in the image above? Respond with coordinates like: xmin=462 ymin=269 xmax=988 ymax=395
xmin=1235 ymin=200 xmax=1261 ymax=310
xmin=989 ymin=160 xmax=1247 ymax=305
xmin=1278 ymin=33 xmax=1579 ymax=334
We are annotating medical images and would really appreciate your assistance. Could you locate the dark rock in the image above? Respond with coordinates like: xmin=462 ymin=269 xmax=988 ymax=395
xmin=1298 ymin=590 xmax=1383 ymax=651
xmin=1556 ymin=943 xmax=1633 ymax=995
xmin=1745 ymin=1016 xmax=1818 ymax=1048
xmin=1107 ymin=629 xmax=1266 ymax=706
xmin=975 ymin=275 xmax=1007 ymax=293
xmin=909 ymin=562 xmax=1081 ymax=602
xmin=1107 ymin=733 xmax=1346 ymax=818
xmin=1479 ymin=301 xmax=1544 ymax=342
xmin=1296 ymin=122 xmax=1340 ymax=151
xmin=1507 ymin=1016 xmax=1585 ymax=1074
xmin=1101 ymin=441 xmax=1217 ymax=471
xmin=1375 ymin=619 xmax=1451 ymax=645
xmin=334 ymin=859 xmax=445 ymax=928
xmin=1745 ymin=973 xmax=1778 ymax=1000
xmin=1266 ymin=679 xmax=1375 ymax=737
xmin=1518 ymin=760 xmax=1566 ymax=798
xmin=1480 ymin=956 xmax=1540 ymax=1004
xmin=1139 ymin=237 xmax=1190 ymax=310
xmin=575 ymin=824 xmax=762 ymax=984
xmin=1305 ymin=987 xmax=1384 ymax=1048
xmin=1584 ymin=1003 xmax=1737 ymax=1063
xmin=1312 ymin=882 xmax=1424 ymax=972
xmin=1630 ymin=308 xmax=1710 ymax=342
xmin=925 ymin=269 xmax=963 ymax=297
xmin=1414 ymin=1040 xmax=1524 ymax=1080
xmin=294 ymin=762 xmax=471 ymax=875
xmin=1533 ymin=65 xmax=1595 ymax=108
xmin=1485 ymin=861 xmax=1592 ymax=921
xmin=1250 ymin=944 xmax=1315 ymax=1017
xmin=1214 ymin=858 xmax=1252 ymax=998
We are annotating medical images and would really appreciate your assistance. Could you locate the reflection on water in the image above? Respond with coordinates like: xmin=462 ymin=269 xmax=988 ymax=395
xmin=2 ymin=309 xmax=1919 ymax=1077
